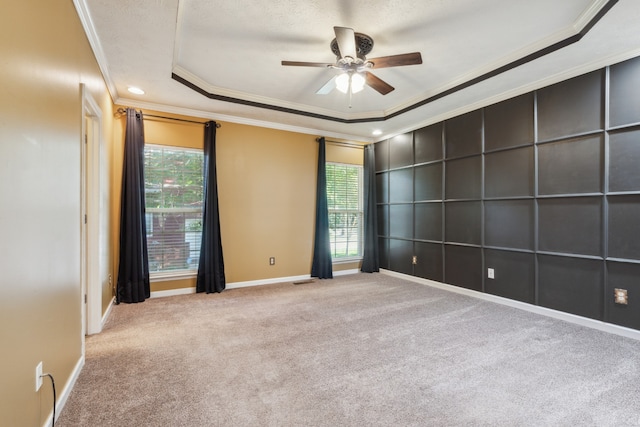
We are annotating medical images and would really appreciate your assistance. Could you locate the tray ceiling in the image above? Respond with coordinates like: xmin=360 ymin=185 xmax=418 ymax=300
xmin=77 ymin=0 xmax=640 ymax=141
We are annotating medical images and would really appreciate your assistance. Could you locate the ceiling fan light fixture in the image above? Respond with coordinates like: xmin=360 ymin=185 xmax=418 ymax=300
xmin=351 ymin=73 xmax=365 ymax=93
xmin=335 ymin=73 xmax=350 ymax=93
xmin=336 ymin=72 xmax=365 ymax=94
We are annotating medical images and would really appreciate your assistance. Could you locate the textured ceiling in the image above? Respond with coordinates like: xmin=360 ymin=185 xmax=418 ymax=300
xmin=78 ymin=0 xmax=640 ymax=142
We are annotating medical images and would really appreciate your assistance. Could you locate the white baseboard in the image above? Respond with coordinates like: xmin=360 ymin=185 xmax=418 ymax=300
xmin=228 ymin=269 xmax=360 ymax=288
xmin=150 ymin=270 xmax=361 ymax=297
xmin=150 ymin=287 xmax=197 ymax=299
xmin=333 ymin=268 xmax=360 ymax=277
xmin=42 ymin=355 xmax=85 ymax=427
xmin=381 ymin=269 xmax=640 ymax=342
xmin=227 ymin=274 xmax=312 ymax=289
xmin=100 ymin=297 xmax=115 ymax=330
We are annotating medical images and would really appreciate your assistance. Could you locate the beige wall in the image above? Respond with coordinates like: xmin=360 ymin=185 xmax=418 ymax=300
xmin=0 ymin=1 xmax=363 ymax=423
xmin=112 ymin=113 xmax=364 ymax=291
xmin=0 ymin=1 xmax=114 ymax=425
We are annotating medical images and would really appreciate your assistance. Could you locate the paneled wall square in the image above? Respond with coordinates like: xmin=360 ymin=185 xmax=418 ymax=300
xmin=537 ymin=70 xmax=604 ymax=141
xmin=538 ymin=135 xmax=603 ymax=195
xmin=373 ymin=54 xmax=640 ymax=332
xmin=414 ymin=242 xmax=443 ymax=282
xmin=606 ymin=261 xmax=640 ymax=330
xmin=484 ymin=93 xmax=534 ymax=151
xmin=485 ymin=200 xmax=534 ymax=250
xmin=609 ymin=130 xmax=640 ymax=192
xmin=378 ymin=237 xmax=389 ymax=270
xmin=388 ymin=133 xmax=414 ymax=169
xmin=608 ymin=195 xmax=640 ymax=260
xmin=414 ymin=123 xmax=443 ymax=163
xmin=484 ymin=249 xmax=535 ymax=303
xmin=485 ymin=147 xmax=534 ymax=198
xmin=414 ymin=163 xmax=442 ymax=201
xmin=445 ymin=201 xmax=481 ymax=245
xmin=415 ymin=202 xmax=442 ymax=242
xmin=389 ymin=169 xmax=413 ymax=203
xmin=538 ymin=197 xmax=602 ymax=257
xmin=609 ymin=56 xmax=640 ymax=128
xmin=389 ymin=238 xmax=414 ymax=275
xmin=444 ymin=245 xmax=482 ymax=291
xmin=445 ymin=156 xmax=481 ymax=200
xmin=377 ymin=204 xmax=389 ymax=237
xmin=444 ymin=110 xmax=482 ymax=158
xmin=389 ymin=204 xmax=414 ymax=239
xmin=376 ymin=172 xmax=388 ymax=204
xmin=538 ymin=255 xmax=603 ymax=320
xmin=374 ymin=138 xmax=389 ymax=171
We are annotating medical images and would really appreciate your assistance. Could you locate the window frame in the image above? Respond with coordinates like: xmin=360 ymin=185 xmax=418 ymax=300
xmin=325 ymin=162 xmax=364 ymax=262
xmin=143 ymin=143 xmax=204 ymax=279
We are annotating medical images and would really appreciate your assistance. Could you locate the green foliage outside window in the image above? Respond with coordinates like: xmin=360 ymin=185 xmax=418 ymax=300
xmin=144 ymin=145 xmax=204 ymax=272
xmin=326 ymin=163 xmax=363 ymax=258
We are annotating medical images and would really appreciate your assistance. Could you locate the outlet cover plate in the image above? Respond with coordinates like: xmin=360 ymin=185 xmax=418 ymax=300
xmin=487 ymin=268 xmax=495 ymax=279
xmin=614 ymin=288 xmax=628 ymax=305
xmin=35 ymin=362 xmax=42 ymax=391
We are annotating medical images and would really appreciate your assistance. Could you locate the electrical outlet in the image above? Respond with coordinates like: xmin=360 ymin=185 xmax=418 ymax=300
xmin=487 ymin=268 xmax=495 ymax=279
xmin=412 ymin=255 xmax=417 ymax=265
xmin=614 ymin=288 xmax=628 ymax=305
xmin=35 ymin=362 xmax=43 ymax=392
xmin=269 ymin=257 xmax=275 ymax=266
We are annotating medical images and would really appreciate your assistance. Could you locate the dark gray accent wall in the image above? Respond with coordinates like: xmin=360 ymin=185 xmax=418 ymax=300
xmin=375 ymin=55 xmax=640 ymax=331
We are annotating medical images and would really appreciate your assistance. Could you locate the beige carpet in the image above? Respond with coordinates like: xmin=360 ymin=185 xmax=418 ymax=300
xmin=57 ymin=273 xmax=640 ymax=426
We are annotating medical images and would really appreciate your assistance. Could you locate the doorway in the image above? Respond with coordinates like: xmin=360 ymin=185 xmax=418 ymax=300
xmin=81 ymin=84 xmax=105 ymax=338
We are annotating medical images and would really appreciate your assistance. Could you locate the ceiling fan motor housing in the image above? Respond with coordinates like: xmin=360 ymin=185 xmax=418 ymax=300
xmin=331 ymin=32 xmax=374 ymax=61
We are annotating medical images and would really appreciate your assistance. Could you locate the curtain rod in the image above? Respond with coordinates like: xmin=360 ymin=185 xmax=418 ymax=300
xmin=115 ymin=108 xmax=221 ymax=128
xmin=316 ymin=137 xmax=364 ymax=149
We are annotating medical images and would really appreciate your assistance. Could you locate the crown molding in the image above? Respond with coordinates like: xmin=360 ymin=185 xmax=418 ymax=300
xmin=376 ymin=45 xmax=640 ymax=144
xmin=114 ymin=97 xmax=373 ymax=143
xmin=173 ymin=0 xmax=619 ymax=125
xmin=171 ymin=67 xmax=385 ymax=121
xmin=73 ymin=0 xmax=119 ymax=101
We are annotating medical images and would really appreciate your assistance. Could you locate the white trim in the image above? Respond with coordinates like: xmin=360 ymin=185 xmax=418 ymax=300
xmin=333 ymin=268 xmax=360 ymax=276
xmin=227 ymin=271 xmax=361 ymax=288
xmin=380 ymin=269 xmax=640 ymax=342
xmin=114 ymin=97 xmax=373 ymax=144
xmin=573 ymin=0 xmax=612 ymax=32
xmin=150 ymin=287 xmax=196 ymax=299
xmin=72 ymin=0 xmax=118 ymax=100
xmin=101 ymin=297 xmax=115 ymax=329
xmin=150 ymin=270 xmax=362 ymax=298
xmin=332 ymin=257 xmax=363 ymax=265
xmin=41 ymin=355 xmax=85 ymax=427
xmin=150 ymin=271 xmax=197 ymax=282
xmin=376 ymin=45 xmax=640 ymax=144
xmin=172 ymin=66 xmax=386 ymax=122
xmin=227 ymin=274 xmax=312 ymax=289
xmin=82 ymin=85 xmax=104 ymax=336
xmin=156 ymin=273 xmax=356 ymax=292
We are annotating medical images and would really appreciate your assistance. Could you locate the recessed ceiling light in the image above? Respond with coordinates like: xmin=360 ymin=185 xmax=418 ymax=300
xmin=127 ymin=86 xmax=145 ymax=95
xmin=372 ymin=130 xmax=382 ymax=136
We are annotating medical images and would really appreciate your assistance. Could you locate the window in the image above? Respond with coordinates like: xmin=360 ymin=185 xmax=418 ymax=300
xmin=144 ymin=145 xmax=203 ymax=275
xmin=326 ymin=163 xmax=363 ymax=259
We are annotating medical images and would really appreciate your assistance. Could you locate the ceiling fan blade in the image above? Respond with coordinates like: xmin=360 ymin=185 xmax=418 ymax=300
xmin=367 ymin=52 xmax=423 ymax=68
xmin=316 ymin=76 xmax=336 ymax=95
xmin=333 ymin=26 xmax=357 ymax=60
xmin=281 ymin=61 xmax=333 ymax=67
xmin=365 ymin=72 xmax=394 ymax=95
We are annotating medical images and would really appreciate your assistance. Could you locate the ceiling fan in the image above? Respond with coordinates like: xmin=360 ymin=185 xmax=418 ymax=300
xmin=282 ymin=26 xmax=422 ymax=97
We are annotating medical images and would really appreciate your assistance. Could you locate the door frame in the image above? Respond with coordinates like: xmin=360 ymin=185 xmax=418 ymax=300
xmin=81 ymin=84 xmax=103 ymax=338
